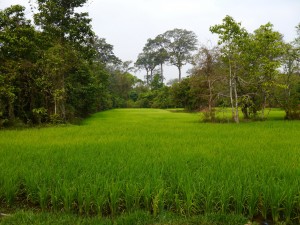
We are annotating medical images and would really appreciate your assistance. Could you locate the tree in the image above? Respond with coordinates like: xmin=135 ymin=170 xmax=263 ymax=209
xmin=170 ymin=77 xmax=203 ymax=110
xmin=248 ymin=23 xmax=286 ymax=119
xmin=90 ymin=63 xmax=112 ymax=111
xmin=135 ymin=51 xmax=157 ymax=85
xmin=151 ymin=86 xmax=173 ymax=109
xmin=33 ymin=0 xmax=96 ymax=121
xmin=279 ymin=44 xmax=300 ymax=119
xmin=34 ymin=0 xmax=95 ymax=58
xmin=37 ymin=43 xmax=77 ymax=118
xmin=162 ymin=28 xmax=198 ymax=82
xmin=210 ymin=15 xmax=248 ymax=123
xmin=0 ymin=3 xmax=122 ymax=126
xmin=293 ymin=22 xmax=300 ymax=72
xmin=190 ymin=45 xmax=225 ymax=120
xmin=170 ymin=79 xmax=189 ymax=108
xmin=93 ymin=36 xmax=121 ymax=65
xmin=144 ymin=36 xmax=169 ymax=81
xmin=295 ymin=23 xmax=300 ymax=48
xmin=150 ymin=73 xmax=164 ymax=90
xmin=111 ymin=61 xmax=135 ymax=74
xmin=109 ymin=71 xmax=138 ymax=107
xmin=0 ymin=5 xmax=41 ymax=123
xmin=274 ymin=25 xmax=300 ymax=119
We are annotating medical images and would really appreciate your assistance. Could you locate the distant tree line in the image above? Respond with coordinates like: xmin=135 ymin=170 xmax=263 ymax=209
xmin=0 ymin=1 xmax=130 ymax=127
xmin=134 ymin=16 xmax=300 ymax=123
xmin=0 ymin=1 xmax=299 ymax=127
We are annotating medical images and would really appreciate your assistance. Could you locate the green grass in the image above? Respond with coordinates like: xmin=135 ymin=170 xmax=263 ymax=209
xmin=0 ymin=109 xmax=299 ymax=224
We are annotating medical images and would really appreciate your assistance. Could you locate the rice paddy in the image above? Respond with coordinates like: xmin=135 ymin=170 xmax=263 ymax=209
xmin=0 ymin=109 xmax=299 ymax=224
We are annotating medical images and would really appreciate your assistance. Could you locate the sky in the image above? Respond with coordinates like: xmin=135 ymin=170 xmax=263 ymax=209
xmin=1 ymin=0 xmax=300 ymax=82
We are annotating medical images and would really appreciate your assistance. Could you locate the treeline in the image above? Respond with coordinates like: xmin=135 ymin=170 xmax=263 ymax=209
xmin=1 ymin=1 xmax=300 ymax=127
xmin=0 ymin=1 xmax=131 ymax=127
xmin=133 ymin=16 xmax=300 ymax=122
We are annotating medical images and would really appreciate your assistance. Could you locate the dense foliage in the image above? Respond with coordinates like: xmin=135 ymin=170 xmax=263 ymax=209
xmin=0 ymin=3 xmax=113 ymax=126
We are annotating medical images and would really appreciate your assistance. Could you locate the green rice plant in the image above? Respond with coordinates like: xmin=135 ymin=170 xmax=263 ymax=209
xmin=91 ymin=185 xmax=107 ymax=217
xmin=259 ymin=184 xmax=272 ymax=221
xmin=0 ymin=182 xmax=4 ymax=202
xmin=219 ymin=184 xmax=231 ymax=214
xmin=3 ymin=178 xmax=17 ymax=206
xmin=202 ymin=185 xmax=215 ymax=214
xmin=83 ymin=189 xmax=93 ymax=215
xmin=49 ymin=186 xmax=60 ymax=211
xmin=75 ymin=185 xmax=85 ymax=215
xmin=108 ymin=181 xmax=122 ymax=217
xmin=151 ymin=188 xmax=165 ymax=217
xmin=185 ymin=190 xmax=197 ymax=216
xmin=123 ymin=183 xmax=141 ymax=213
xmin=173 ymin=193 xmax=184 ymax=215
xmin=281 ymin=186 xmax=296 ymax=223
xmin=175 ymin=175 xmax=193 ymax=216
xmin=61 ymin=183 xmax=75 ymax=213
xmin=233 ymin=182 xmax=247 ymax=215
xmin=269 ymin=183 xmax=285 ymax=223
xmin=141 ymin=182 xmax=152 ymax=211
xmin=38 ymin=184 xmax=49 ymax=211
xmin=245 ymin=186 xmax=259 ymax=219
xmin=133 ymin=186 xmax=144 ymax=210
xmin=123 ymin=183 xmax=133 ymax=212
xmin=293 ymin=192 xmax=300 ymax=224
xmin=2 ymin=169 xmax=20 ymax=207
xmin=74 ymin=175 xmax=95 ymax=215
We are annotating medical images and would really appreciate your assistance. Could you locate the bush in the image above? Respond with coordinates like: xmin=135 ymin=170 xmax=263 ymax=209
xmin=201 ymin=108 xmax=216 ymax=122
xmin=49 ymin=114 xmax=64 ymax=124
xmin=32 ymin=107 xmax=48 ymax=125
xmin=285 ymin=109 xmax=300 ymax=120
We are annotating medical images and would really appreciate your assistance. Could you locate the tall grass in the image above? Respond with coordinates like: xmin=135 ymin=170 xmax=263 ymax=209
xmin=0 ymin=109 xmax=299 ymax=223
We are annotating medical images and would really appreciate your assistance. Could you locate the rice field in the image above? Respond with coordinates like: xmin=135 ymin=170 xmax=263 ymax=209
xmin=0 ymin=109 xmax=299 ymax=224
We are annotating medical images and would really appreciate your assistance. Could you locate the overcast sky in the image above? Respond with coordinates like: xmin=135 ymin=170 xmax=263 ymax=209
xmin=1 ymin=0 xmax=300 ymax=81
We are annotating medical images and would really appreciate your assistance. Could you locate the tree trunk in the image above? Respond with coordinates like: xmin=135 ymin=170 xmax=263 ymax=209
xmin=8 ymin=100 xmax=15 ymax=120
xmin=60 ymin=102 xmax=66 ymax=121
xmin=233 ymin=76 xmax=239 ymax=123
xmin=229 ymin=62 xmax=235 ymax=120
xmin=208 ymin=79 xmax=212 ymax=113
xmin=208 ymin=78 xmax=216 ymax=121
xmin=146 ymin=70 xmax=149 ymax=86
xmin=178 ymin=66 xmax=182 ymax=82
xmin=160 ymin=63 xmax=164 ymax=82
xmin=61 ymin=73 xmax=66 ymax=121
xmin=261 ymin=93 xmax=267 ymax=120
xmin=150 ymin=69 xmax=154 ymax=83
xmin=54 ymin=98 xmax=57 ymax=115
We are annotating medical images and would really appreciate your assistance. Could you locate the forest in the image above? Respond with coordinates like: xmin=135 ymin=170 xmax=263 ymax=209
xmin=0 ymin=0 xmax=300 ymax=128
